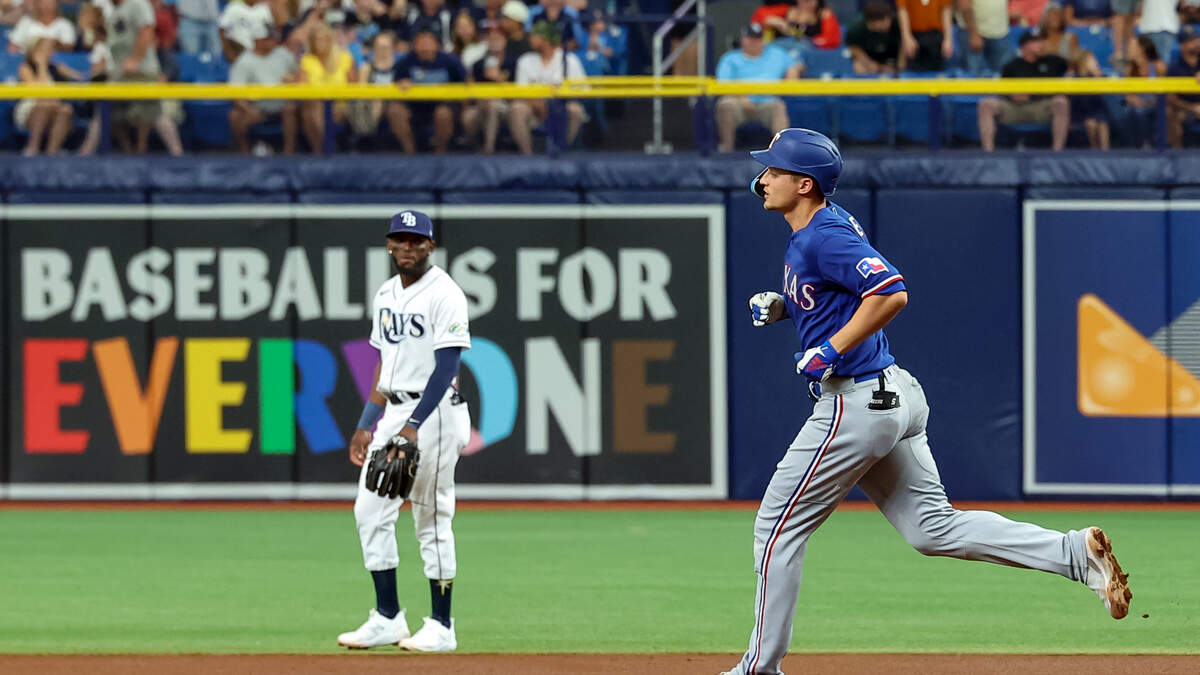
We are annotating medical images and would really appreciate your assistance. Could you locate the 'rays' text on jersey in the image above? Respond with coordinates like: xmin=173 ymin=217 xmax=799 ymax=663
xmin=379 ymin=308 xmax=426 ymax=343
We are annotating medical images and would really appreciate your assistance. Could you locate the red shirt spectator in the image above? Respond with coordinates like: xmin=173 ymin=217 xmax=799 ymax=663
xmin=752 ymin=0 xmax=840 ymax=49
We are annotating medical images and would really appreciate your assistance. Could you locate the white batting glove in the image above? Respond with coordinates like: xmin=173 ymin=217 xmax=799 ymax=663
xmin=748 ymin=291 xmax=786 ymax=327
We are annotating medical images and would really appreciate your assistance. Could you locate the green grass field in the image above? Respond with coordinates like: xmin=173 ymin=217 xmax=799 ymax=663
xmin=0 ymin=507 xmax=1195 ymax=654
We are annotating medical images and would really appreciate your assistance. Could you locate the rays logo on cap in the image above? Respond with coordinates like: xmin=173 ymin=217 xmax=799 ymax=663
xmin=400 ymin=212 xmax=417 ymax=227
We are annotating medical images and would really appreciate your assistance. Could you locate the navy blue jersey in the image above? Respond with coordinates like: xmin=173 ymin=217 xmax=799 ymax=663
xmin=392 ymin=51 xmax=467 ymax=85
xmin=781 ymin=202 xmax=906 ymax=377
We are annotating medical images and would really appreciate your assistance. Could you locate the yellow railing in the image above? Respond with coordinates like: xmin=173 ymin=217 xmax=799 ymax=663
xmin=2 ymin=75 xmax=1198 ymax=100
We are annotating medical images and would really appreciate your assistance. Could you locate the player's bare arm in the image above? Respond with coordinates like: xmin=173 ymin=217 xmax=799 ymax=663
xmin=349 ymin=360 xmax=388 ymax=467
xmin=828 ymin=291 xmax=908 ymax=354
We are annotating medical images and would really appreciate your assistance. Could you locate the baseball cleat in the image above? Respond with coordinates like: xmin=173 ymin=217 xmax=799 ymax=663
xmin=337 ymin=608 xmax=410 ymax=649
xmin=399 ymin=617 xmax=457 ymax=652
xmin=1084 ymin=527 xmax=1132 ymax=619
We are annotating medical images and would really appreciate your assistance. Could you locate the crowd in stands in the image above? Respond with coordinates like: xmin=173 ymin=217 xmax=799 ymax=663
xmin=714 ymin=0 xmax=1200 ymax=150
xmin=0 ymin=0 xmax=622 ymax=154
xmin=3 ymin=0 xmax=1200 ymax=154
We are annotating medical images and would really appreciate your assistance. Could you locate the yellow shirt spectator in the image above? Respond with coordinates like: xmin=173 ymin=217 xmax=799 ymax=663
xmin=300 ymin=49 xmax=354 ymax=84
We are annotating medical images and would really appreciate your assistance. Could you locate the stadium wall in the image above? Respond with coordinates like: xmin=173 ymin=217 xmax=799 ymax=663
xmin=2 ymin=152 xmax=1198 ymax=501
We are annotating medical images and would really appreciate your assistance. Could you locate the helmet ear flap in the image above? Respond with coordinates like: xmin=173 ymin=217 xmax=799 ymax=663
xmin=750 ymin=168 xmax=768 ymax=198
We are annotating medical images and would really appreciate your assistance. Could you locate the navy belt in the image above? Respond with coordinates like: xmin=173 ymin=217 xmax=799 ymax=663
xmin=809 ymin=369 xmax=885 ymax=400
xmin=384 ymin=391 xmax=422 ymax=404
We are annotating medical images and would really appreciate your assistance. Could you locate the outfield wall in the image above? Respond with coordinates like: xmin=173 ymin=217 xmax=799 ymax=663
xmin=1 ymin=152 xmax=1198 ymax=501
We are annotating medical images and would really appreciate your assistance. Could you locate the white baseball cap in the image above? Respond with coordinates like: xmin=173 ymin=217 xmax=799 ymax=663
xmin=501 ymin=0 xmax=529 ymax=25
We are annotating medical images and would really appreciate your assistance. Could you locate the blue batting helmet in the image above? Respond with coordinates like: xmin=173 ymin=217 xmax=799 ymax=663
xmin=749 ymin=128 xmax=843 ymax=198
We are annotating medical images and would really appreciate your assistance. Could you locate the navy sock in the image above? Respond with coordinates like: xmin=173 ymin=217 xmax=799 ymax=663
xmin=371 ymin=569 xmax=399 ymax=619
xmin=430 ymin=578 xmax=453 ymax=628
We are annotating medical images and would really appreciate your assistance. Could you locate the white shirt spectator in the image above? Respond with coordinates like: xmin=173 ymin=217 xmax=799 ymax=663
xmin=970 ymin=0 xmax=1008 ymax=40
xmin=1137 ymin=0 xmax=1179 ymax=35
xmin=9 ymin=14 xmax=75 ymax=52
xmin=231 ymin=44 xmax=295 ymax=113
xmin=219 ymin=0 xmax=273 ymax=51
xmin=515 ymin=47 xmax=585 ymax=85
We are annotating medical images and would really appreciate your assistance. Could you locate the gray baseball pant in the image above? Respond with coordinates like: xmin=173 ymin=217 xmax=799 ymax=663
xmin=731 ymin=365 xmax=1091 ymax=675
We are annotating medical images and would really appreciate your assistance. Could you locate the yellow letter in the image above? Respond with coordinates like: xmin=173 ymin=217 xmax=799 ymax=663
xmin=186 ymin=338 xmax=253 ymax=453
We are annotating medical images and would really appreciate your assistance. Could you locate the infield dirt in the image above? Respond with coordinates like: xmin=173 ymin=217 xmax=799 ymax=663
xmin=4 ymin=654 xmax=1199 ymax=675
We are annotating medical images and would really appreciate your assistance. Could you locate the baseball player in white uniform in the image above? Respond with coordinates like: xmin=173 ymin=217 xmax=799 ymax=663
xmin=337 ymin=210 xmax=472 ymax=652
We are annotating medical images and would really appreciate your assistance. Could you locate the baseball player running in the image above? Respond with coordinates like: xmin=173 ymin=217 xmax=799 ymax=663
xmin=337 ymin=210 xmax=471 ymax=652
xmin=722 ymin=129 xmax=1132 ymax=675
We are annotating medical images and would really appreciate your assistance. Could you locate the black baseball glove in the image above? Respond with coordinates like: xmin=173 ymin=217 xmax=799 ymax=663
xmin=364 ymin=434 xmax=421 ymax=499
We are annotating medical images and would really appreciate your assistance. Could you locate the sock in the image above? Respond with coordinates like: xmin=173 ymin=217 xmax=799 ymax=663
xmin=430 ymin=578 xmax=453 ymax=628
xmin=371 ymin=569 xmax=399 ymax=619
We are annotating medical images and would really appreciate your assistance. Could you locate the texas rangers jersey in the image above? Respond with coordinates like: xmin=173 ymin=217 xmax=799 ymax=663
xmin=781 ymin=202 xmax=906 ymax=377
xmin=370 ymin=265 xmax=471 ymax=394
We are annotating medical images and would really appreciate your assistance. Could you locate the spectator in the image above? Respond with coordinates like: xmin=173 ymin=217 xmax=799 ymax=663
xmin=473 ymin=0 xmax=504 ymax=32
xmin=1109 ymin=0 xmax=1136 ymax=64
xmin=527 ymin=0 xmax=583 ymax=51
xmin=388 ymin=26 xmax=465 ymax=153
xmin=1009 ymin=0 xmax=1049 ymax=27
xmin=15 ymin=37 xmax=77 ymax=155
xmin=108 ymin=0 xmax=184 ymax=155
xmin=462 ymin=25 xmax=509 ymax=152
xmin=1182 ymin=0 xmax=1200 ymax=27
xmin=511 ymin=20 xmax=587 ymax=154
xmin=1069 ymin=49 xmax=1110 ymax=149
xmin=345 ymin=0 xmax=386 ymax=46
xmin=1 ymin=0 xmax=23 ymax=27
xmin=406 ymin=0 xmax=453 ymax=48
xmin=299 ymin=20 xmax=356 ymax=154
xmin=219 ymin=0 xmax=273 ymax=62
xmin=74 ymin=3 xmax=105 ymax=52
xmin=755 ymin=0 xmax=841 ymax=49
xmin=177 ymin=0 xmax=220 ymax=54
xmin=499 ymin=0 xmax=530 ymax=63
xmin=960 ymin=0 xmax=1011 ymax=73
xmin=977 ymin=29 xmax=1070 ymax=151
xmin=75 ymin=10 xmax=109 ymax=156
xmin=349 ymin=30 xmax=395 ymax=139
xmin=1062 ymin=0 xmax=1110 ymax=26
xmin=1167 ymin=25 xmax=1200 ymax=148
xmin=575 ymin=10 xmax=614 ymax=76
xmin=452 ymin=10 xmax=487 ymax=71
xmin=1135 ymin=0 xmax=1178 ymax=64
xmin=714 ymin=23 xmax=804 ymax=153
xmin=1040 ymin=3 xmax=1079 ymax=60
xmin=152 ymin=0 xmax=179 ymax=74
xmin=845 ymin=0 xmax=902 ymax=74
xmin=9 ymin=0 xmax=76 ymax=53
xmin=1121 ymin=34 xmax=1166 ymax=147
xmin=896 ymin=0 xmax=953 ymax=71
xmin=229 ymin=22 xmax=298 ymax=154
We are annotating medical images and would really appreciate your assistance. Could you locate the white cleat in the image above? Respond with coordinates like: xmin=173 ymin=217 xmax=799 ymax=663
xmin=399 ymin=617 xmax=457 ymax=652
xmin=1084 ymin=527 xmax=1132 ymax=619
xmin=337 ymin=609 xmax=410 ymax=649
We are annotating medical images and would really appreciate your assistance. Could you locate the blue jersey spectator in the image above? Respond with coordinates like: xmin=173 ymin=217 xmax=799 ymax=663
xmin=1167 ymin=26 xmax=1200 ymax=147
xmin=715 ymin=24 xmax=805 ymax=152
xmin=1063 ymin=0 xmax=1112 ymax=23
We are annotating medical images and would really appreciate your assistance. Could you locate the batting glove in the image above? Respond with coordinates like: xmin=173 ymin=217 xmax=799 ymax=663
xmin=748 ymin=291 xmax=786 ymax=327
xmin=795 ymin=340 xmax=840 ymax=382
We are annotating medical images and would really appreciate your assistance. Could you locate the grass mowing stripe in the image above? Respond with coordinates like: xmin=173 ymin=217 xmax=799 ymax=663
xmin=0 ymin=509 xmax=1195 ymax=654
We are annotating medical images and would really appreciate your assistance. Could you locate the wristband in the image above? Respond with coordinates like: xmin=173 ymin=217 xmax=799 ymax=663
xmin=356 ymin=400 xmax=385 ymax=431
xmin=406 ymin=416 xmax=423 ymax=429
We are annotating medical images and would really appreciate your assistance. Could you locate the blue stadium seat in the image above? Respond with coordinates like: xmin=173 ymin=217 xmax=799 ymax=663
xmin=1070 ymin=25 xmax=1114 ymax=66
xmin=0 ymin=100 xmax=12 ymax=147
xmin=183 ymin=101 xmax=233 ymax=147
xmin=946 ymin=95 xmax=981 ymax=144
xmin=785 ymin=97 xmax=834 ymax=137
xmin=802 ymin=47 xmax=854 ymax=78
xmin=0 ymin=51 xmax=22 ymax=82
xmin=178 ymin=52 xmax=230 ymax=83
xmin=837 ymin=97 xmax=888 ymax=144
xmin=891 ymin=96 xmax=932 ymax=144
xmin=52 ymin=52 xmax=91 ymax=79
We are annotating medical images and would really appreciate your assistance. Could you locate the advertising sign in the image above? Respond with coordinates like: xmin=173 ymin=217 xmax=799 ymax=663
xmin=5 ymin=204 xmax=726 ymax=499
